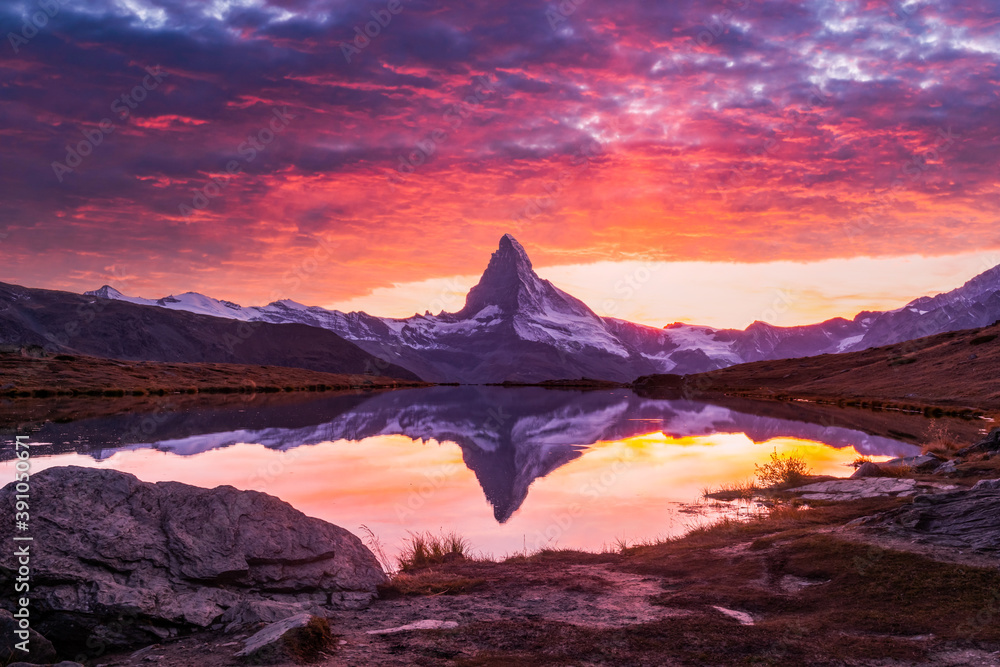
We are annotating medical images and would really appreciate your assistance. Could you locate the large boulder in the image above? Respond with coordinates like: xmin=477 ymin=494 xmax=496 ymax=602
xmin=0 ymin=467 xmax=385 ymax=654
xmin=863 ymin=480 xmax=1000 ymax=553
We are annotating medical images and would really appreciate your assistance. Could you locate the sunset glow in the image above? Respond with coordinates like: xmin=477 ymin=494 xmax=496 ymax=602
xmin=2 ymin=0 xmax=999 ymax=325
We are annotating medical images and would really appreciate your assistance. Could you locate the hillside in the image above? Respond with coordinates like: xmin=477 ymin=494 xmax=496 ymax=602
xmin=0 ymin=351 xmax=424 ymax=398
xmin=0 ymin=281 xmax=421 ymax=381
xmin=679 ymin=320 xmax=1000 ymax=413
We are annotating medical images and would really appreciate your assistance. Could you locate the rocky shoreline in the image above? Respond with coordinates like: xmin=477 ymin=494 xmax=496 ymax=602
xmin=3 ymin=430 xmax=1000 ymax=666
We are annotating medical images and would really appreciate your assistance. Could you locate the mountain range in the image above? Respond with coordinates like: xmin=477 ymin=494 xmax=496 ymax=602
xmin=78 ymin=234 xmax=1000 ymax=383
xmin=0 ymin=281 xmax=420 ymax=381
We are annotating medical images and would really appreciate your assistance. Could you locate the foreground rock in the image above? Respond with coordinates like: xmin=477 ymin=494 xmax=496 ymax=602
xmin=789 ymin=477 xmax=958 ymax=501
xmin=881 ymin=453 xmax=944 ymax=472
xmin=859 ymin=479 xmax=1000 ymax=554
xmin=0 ymin=467 xmax=385 ymax=654
xmin=235 ymin=613 xmax=332 ymax=664
xmin=1 ymin=609 xmax=58 ymax=665
xmin=955 ymin=427 xmax=1000 ymax=457
xmin=850 ymin=462 xmax=884 ymax=479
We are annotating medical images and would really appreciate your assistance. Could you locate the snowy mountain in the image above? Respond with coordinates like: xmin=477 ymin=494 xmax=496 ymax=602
xmin=0 ymin=281 xmax=420 ymax=380
xmin=85 ymin=235 xmax=1000 ymax=383
xmin=846 ymin=263 xmax=1000 ymax=351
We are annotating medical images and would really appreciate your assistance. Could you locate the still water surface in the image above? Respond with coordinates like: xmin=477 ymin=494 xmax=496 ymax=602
xmin=2 ymin=387 xmax=921 ymax=558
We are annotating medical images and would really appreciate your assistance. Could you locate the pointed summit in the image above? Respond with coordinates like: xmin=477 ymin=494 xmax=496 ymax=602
xmin=489 ymin=233 xmax=534 ymax=278
xmin=457 ymin=234 xmax=540 ymax=316
xmin=86 ymin=285 xmax=125 ymax=299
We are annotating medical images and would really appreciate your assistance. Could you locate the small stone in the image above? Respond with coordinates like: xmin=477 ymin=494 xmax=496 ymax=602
xmin=791 ymin=478 xmax=958 ymax=502
xmin=128 ymin=644 xmax=160 ymax=660
xmin=366 ymin=620 xmax=459 ymax=635
xmin=235 ymin=613 xmax=332 ymax=664
xmin=221 ymin=600 xmax=319 ymax=634
xmin=711 ymin=606 xmax=754 ymax=625
xmin=851 ymin=462 xmax=884 ymax=479
xmin=933 ymin=460 xmax=958 ymax=476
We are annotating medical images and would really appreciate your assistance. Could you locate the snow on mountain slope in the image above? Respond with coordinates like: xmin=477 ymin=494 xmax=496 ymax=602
xmin=86 ymin=285 xmax=159 ymax=308
xmin=848 ymin=263 xmax=1000 ymax=350
xmin=85 ymin=236 xmax=1000 ymax=383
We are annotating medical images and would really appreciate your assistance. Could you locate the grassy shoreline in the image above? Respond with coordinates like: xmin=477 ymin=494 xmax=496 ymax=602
xmin=0 ymin=350 xmax=427 ymax=399
xmin=674 ymin=320 xmax=1000 ymax=416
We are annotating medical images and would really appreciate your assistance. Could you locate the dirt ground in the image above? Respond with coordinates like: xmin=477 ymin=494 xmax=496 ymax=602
xmin=90 ymin=490 xmax=1000 ymax=667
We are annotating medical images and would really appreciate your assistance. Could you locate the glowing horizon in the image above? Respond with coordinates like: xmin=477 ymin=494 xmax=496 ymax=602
xmin=2 ymin=0 xmax=999 ymax=321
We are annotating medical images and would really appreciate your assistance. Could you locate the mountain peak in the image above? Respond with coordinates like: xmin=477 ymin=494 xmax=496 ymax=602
xmin=495 ymin=234 xmax=532 ymax=270
xmin=86 ymin=285 xmax=125 ymax=299
xmin=456 ymin=234 xmax=539 ymax=316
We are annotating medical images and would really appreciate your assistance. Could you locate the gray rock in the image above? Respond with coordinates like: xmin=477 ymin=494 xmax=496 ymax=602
xmin=933 ymin=460 xmax=959 ymax=476
xmin=0 ymin=467 xmax=385 ymax=653
xmin=234 ymin=613 xmax=331 ymax=664
xmin=882 ymin=454 xmax=943 ymax=472
xmin=866 ymin=484 xmax=1000 ymax=552
xmin=789 ymin=478 xmax=958 ymax=501
xmin=8 ymin=663 xmax=84 ymax=667
xmin=366 ymin=619 xmax=460 ymax=635
xmin=850 ymin=462 xmax=884 ymax=479
xmin=221 ymin=600 xmax=323 ymax=634
xmin=1 ymin=609 xmax=58 ymax=665
xmin=955 ymin=428 xmax=1000 ymax=457
xmin=972 ymin=478 xmax=1000 ymax=491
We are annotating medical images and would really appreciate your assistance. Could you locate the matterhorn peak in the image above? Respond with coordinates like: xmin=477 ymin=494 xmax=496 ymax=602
xmin=456 ymin=234 xmax=541 ymax=316
xmin=494 ymin=233 xmax=533 ymax=271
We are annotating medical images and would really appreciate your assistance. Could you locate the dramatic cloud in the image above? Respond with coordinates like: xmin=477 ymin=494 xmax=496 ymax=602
xmin=1 ymin=0 xmax=999 ymax=315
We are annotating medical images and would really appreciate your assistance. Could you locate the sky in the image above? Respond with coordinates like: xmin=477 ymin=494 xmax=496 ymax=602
xmin=1 ymin=0 xmax=999 ymax=328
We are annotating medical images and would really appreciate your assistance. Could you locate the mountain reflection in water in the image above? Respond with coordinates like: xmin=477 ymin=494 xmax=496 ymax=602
xmin=21 ymin=387 xmax=920 ymax=523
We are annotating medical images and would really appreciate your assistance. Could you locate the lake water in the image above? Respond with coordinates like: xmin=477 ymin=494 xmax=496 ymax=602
xmin=1 ymin=387 xmax=924 ymax=561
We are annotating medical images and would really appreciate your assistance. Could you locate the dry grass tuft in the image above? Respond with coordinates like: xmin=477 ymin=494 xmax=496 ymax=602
xmin=701 ymin=479 xmax=759 ymax=501
xmin=358 ymin=524 xmax=394 ymax=574
xmin=921 ymin=420 xmax=964 ymax=456
xmin=397 ymin=530 xmax=470 ymax=571
xmin=382 ymin=570 xmax=485 ymax=597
